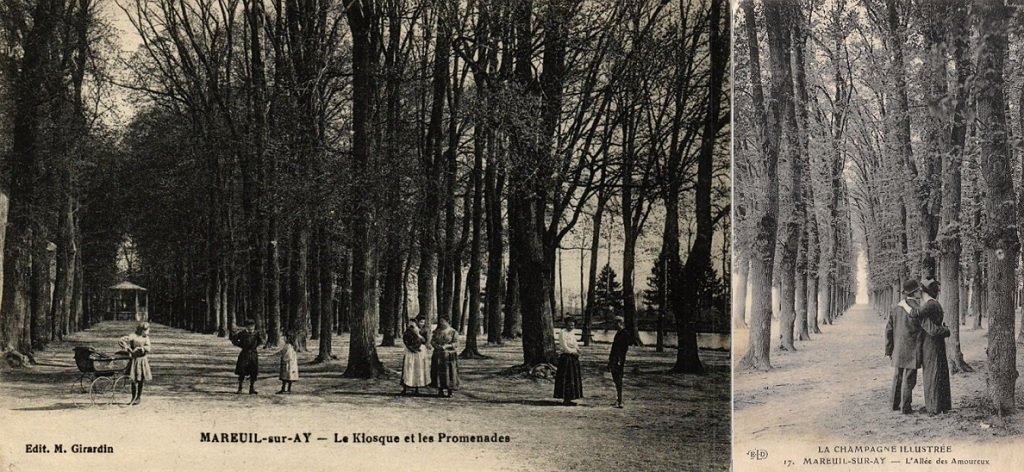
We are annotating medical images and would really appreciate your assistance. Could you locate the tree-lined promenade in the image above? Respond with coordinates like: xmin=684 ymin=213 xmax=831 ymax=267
xmin=1 ymin=0 xmax=729 ymax=381
xmin=735 ymin=0 xmax=1019 ymax=419
xmin=0 ymin=319 xmax=730 ymax=471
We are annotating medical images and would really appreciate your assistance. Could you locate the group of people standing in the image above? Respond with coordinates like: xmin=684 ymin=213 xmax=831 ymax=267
xmin=400 ymin=316 xmax=460 ymax=397
xmin=551 ymin=316 xmax=633 ymax=407
xmin=116 ymin=313 xmax=634 ymax=406
xmin=229 ymin=319 xmax=299 ymax=395
xmin=885 ymin=277 xmax=952 ymax=415
xmin=402 ymin=315 xmax=634 ymax=407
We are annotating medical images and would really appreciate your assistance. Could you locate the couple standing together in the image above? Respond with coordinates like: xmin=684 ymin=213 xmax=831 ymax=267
xmin=885 ymin=278 xmax=952 ymax=415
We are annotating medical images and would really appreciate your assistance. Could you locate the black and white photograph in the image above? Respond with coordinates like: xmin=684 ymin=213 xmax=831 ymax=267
xmin=733 ymin=0 xmax=1024 ymax=470
xmin=0 ymin=0 xmax=731 ymax=470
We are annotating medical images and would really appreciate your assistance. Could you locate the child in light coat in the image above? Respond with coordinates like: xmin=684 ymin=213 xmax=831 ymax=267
xmin=277 ymin=332 xmax=299 ymax=394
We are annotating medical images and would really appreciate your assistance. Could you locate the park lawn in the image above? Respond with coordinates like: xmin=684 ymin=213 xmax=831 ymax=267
xmin=1 ymin=320 xmax=729 ymax=472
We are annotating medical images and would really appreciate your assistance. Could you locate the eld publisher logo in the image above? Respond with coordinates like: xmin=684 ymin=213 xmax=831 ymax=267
xmin=748 ymin=449 xmax=768 ymax=460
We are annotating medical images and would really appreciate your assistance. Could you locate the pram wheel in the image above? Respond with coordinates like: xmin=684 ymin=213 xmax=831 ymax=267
xmin=90 ymin=376 xmax=112 ymax=406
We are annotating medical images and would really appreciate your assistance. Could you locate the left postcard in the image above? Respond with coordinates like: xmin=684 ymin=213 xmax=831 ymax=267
xmin=0 ymin=0 xmax=732 ymax=471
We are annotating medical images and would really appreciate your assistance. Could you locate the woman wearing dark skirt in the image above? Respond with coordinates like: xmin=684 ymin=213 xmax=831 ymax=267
xmin=919 ymin=278 xmax=952 ymax=415
xmin=230 ymin=319 xmax=264 ymax=394
xmin=430 ymin=318 xmax=460 ymax=397
xmin=554 ymin=318 xmax=583 ymax=406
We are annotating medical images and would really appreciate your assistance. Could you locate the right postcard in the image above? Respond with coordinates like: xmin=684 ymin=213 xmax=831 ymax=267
xmin=732 ymin=0 xmax=1024 ymax=471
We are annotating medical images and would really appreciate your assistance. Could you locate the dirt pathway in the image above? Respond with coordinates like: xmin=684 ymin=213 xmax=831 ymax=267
xmin=1 ymin=321 xmax=728 ymax=471
xmin=733 ymin=304 xmax=1024 ymax=471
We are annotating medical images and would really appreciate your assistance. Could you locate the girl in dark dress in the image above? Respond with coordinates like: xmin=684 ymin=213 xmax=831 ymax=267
xmin=919 ymin=279 xmax=952 ymax=415
xmin=230 ymin=319 xmax=263 ymax=394
xmin=554 ymin=318 xmax=583 ymax=405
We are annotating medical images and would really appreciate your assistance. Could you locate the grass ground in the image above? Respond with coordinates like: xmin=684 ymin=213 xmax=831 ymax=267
xmin=1 ymin=320 xmax=729 ymax=472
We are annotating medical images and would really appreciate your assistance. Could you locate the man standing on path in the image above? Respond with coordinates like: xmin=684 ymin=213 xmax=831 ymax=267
xmin=885 ymin=279 xmax=924 ymax=414
xmin=608 ymin=316 xmax=632 ymax=408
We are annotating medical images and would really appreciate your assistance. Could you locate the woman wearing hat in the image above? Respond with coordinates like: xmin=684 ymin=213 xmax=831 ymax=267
xmin=118 ymin=322 xmax=152 ymax=405
xmin=401 ymin=315 xmax=431 ymax=395
xmin=230 ymin=319 xmax=263 ymax=394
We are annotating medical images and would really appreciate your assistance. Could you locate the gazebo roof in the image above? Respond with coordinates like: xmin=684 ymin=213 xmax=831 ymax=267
xmin=109 ymin=281 xmax=147 ymax=291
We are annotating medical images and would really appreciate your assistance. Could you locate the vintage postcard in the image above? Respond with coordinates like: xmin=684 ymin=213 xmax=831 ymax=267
xmin=0 ymin=0 xmax=731 ymax=470
xmin=733 ymin=0 xmax=1024 ymax=471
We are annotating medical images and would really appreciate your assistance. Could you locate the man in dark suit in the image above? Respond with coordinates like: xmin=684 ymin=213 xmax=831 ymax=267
xmin=885 ymin=279 xmax=924 ymax=414
xmin=608 ymin=316 xmax=632 ymax=409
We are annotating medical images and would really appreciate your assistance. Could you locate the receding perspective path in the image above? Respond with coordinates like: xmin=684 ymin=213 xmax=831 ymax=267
xmin=1 ymin=321 xmax=728 ymax=472
xmin=734 ymin=303 xmax=1024 ymax=468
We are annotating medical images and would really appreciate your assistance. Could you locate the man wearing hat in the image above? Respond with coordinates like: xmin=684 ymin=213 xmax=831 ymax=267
xmin=885 ymin=279 xmax=924 ymax=413
xmin=230 ymin=319 xmax=264 ymax=394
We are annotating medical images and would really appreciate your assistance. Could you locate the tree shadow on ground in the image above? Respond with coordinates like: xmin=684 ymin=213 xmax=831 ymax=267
xmin=11 ymin=402 xmax=82 ymax=411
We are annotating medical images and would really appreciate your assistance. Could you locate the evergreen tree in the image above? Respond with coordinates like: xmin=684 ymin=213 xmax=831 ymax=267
xmin=643 ymin=255 xmax=670 ymax=313
xmin=593 ymin=264 xmax=624 ymax=323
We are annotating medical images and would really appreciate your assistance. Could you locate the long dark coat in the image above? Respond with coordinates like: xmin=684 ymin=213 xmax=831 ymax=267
xmin=919 ymin=298 xmax=952 ymax=414
xmin=885 ymin=299 xmax=923 ymax=369
xmin=231 ymin=330 xmax=263 ymax=376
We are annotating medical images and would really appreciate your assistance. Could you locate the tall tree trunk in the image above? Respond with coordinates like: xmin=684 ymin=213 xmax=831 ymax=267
xmin=337 ymin=248 xmax=351 ymax=334
xmin=886 ymin=0 xmax=934 ymax=277
xmin=289 ymin=226 xmax=310 ymax=351
xmin=343 ymin=1 xmax=386 ymax=377
xmin=733 ymin=254 xmax=748 ymax=329
xmin=266 ymin=215 xmax=282 ymax=347
xmin=244 ymin=0 xmax=268 ymax=341
xmin=3 ymin=0 xmax=61 ymax=359
xmin=315 ymin=224 xmax=335 ymax=362
xmin=584 ymin=194 xmax=607 ymax=346
xmin=506 ymin=0 xmax=563 ymax=367
xmin=484 ymin=136 xmax=504 ymax=345
xmin=30 ymin=237 xmax=52 ymax=350
xmin=941 ymin=0 xmax=971 ymax=373
xmin=739 ymin=0 xmax=782 ymax=371
xmin=462 ymin=118 xmax=486 ymax=359
xmin=975 ymin=0 xmax=1017 ymax=416
xmin=418 ymin=0 xmax=451 ymax=326
xmin=793 ymin=7 xmax=811 ymax=343
xmin=621 ymin=208 xmax=641 ymax=344
xmin=309 ymin=232 xmax=321 ymax=340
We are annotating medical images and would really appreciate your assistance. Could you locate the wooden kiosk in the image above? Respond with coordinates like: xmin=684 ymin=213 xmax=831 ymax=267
xmin=108 ymin=281 xmax=148 ymax=321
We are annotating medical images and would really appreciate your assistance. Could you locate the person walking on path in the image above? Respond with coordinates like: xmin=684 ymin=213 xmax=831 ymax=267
xmin=608 ymin=316 xmax=632 ymax=409
xmin=885 ymin=280 xmax=924 ymax=414
xmin=430 ymin=317 xmax=460 ymax=397
xmin=119 ymin=322 xmax=152 ymax=405
xmin=231 ymin=319 xmax=263 ymax=394
xmin=277 ymin=332 xmax=299 ymax=394
xmin=919 ymin=278 xmax=952 ymax=415
xmin=554 ymin=318 xmax=584 ymax=406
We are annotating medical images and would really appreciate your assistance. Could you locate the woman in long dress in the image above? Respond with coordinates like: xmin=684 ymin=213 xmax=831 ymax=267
xmin=118 ymin=322 xmax=152 ymax=406
xmin=430 ymin=317 xmax=460 ymax=397
xmin=919 ymin=279 xmax=952 ymax=415
xmin=554 ymin=318 xmax=583 ymax=406
xmin=401 ymin=316 xmax=431 ymax=395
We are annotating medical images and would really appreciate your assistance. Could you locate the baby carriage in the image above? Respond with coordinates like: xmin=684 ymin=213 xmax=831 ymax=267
xmin=73 ymin=346 xmax=133 ymax=405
